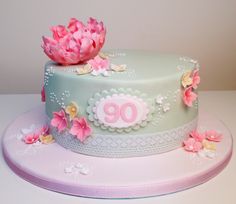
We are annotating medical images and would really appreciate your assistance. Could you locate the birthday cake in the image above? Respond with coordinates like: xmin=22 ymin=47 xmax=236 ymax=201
xmin=2 ymin=17 xmax=232 ymax=199
xmin=41 ymin=17 xmax=202 ymax=158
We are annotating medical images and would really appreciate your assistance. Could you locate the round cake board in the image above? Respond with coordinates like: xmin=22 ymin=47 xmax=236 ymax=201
xmin=2 ymin=105 xmax=233 ymax=198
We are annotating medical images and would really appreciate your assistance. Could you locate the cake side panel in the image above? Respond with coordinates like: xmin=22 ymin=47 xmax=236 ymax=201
xmin=45 ymin=69 xmax=198 ymax=134
xmin=43 ymin=53 xmax=199 ymax=157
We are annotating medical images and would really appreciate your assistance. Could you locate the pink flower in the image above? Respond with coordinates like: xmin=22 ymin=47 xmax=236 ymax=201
xmin=69 ymin=117 xmax=92 ymax=142
xmin=51 ymin=110 xmax=68 ymax=133
xmin=38 ymin=125 xmax=49 ymax=136
xmin=88 ymin=56 xmax=109 ymax=71
xmin=41 ymin=86 xmax=46 ymax=102
xmin=42 ymin=17 xmax=106 ymax=65
xmin=189 ymin=130 xmax=205 ymax=142
xmin=183 ymin=86 xmax=197 ymax=107
xmin=192 ymin=69 xmax=200 ymax=89
xmin=205 ymin=130 xmax=223 ymax=142
xmin=24 ymin=133 xmax=39 ymax=144
xmin=183 ymin=138 xmax=203 ymax=152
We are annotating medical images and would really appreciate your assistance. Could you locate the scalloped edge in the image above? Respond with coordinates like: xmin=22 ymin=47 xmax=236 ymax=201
xmin=86 ymin=88 xmax=155 ymax=133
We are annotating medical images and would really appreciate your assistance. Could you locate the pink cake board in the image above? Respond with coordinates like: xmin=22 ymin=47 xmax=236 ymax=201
xmin=2 ymin=105 xmax=233 ymax=199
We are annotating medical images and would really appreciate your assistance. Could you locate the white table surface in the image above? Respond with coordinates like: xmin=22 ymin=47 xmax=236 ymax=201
xmin=0 ymin=91 xmax=236 ymax=204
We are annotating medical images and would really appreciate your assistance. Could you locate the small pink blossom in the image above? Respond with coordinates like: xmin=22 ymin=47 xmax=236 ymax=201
xmin=38 ymin=125 xmax=49 ymax=136
xmin=189 ymin=130 xmax=205 ymax=142
xmin=51 ymin=110 xmax=68 ymax=133
xmin=205 ymin=130 xmax=223 ymax=142
xmin=192 ymin=69 xmax=200 ymax=89
xmin=42 ymin=17 xmax=106 ymax=65
xmin=88 ymin=55 xmax=109 ymax=71
xmin=41 ymin=86 xmax=46 ymax=102
xmin=183 ymin=138 xmax=203 ymax=152
xmin=183 ymin=86 xmax=197 ymax=107
xmin=69 ymin=117 xmax=92 ymax=142
xmin=24 ymin=133 xmax=39 ymax=144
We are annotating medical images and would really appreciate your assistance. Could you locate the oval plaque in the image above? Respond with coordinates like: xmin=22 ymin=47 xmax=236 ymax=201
xmin=94 ymin=94 xmax=149 ymax=128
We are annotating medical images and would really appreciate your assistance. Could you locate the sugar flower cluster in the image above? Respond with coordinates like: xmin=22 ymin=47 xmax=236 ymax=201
xmin=42 ymin=18 xmax=106 ymax=65
xmin=181 ymin=69 xmax=200 ymax=107
xmin=51 ymin=101 xmax=92 ymax=142
xmin=183 ymin=130 xmax=223 ymax=153
xmin=23 ymin=125 xmax=55 ymax=145
xmin=75 ymin=53 xmax=127 ymax=76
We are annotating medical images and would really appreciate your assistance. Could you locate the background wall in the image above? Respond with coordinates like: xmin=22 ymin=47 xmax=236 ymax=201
xmin=0 ymin=0 xmax=236 ymax=93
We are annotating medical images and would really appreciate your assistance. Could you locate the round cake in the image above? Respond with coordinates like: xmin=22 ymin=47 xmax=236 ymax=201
xmin=3 ymin=17 xmax=232 ymax=199
xmin=44 ymin=50 xmax=199 ymax=157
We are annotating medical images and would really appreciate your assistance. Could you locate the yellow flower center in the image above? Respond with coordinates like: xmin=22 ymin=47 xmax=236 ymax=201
xmin=182 ymin=71 xmax=193 ymax=88
xmin=71 ymin=107 xmax=76 ymax=112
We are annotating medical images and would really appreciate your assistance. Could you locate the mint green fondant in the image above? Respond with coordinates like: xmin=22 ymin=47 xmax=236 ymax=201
xmin=45 ymin=50 xmax=198 ymax=136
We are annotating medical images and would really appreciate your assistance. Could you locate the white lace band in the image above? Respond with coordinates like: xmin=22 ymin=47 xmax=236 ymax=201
xmin=50 ymin=118 xmax=197 ymax=158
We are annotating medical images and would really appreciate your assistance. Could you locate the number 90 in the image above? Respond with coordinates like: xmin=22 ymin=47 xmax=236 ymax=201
xmin=104 ymin=102 xmax=138 ymax=124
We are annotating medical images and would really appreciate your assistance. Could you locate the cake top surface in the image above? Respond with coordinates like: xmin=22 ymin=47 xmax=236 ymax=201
xmin=45 ymin=50 xmax=199 ymax=81
xmin=42 ymin=18 xmax=199 ymax=81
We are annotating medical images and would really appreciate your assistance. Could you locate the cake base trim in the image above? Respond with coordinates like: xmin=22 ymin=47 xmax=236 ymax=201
xmin=2 ymin=105 xmax=232 ymax=198
xmin=50 ymin=117 xmax=198 ymax=158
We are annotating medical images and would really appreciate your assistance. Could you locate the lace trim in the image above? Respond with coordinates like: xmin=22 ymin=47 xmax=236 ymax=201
xmin=50 ymin=118 xmax=197 ymax=158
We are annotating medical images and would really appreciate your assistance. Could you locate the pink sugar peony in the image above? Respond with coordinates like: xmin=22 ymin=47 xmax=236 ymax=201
xmin=183 ymin=138 xmax=203 ymax=152
xmin=192 ymin=69 xmax=200 ymax=89
xmin=42 ymin=17 xmax=106 ymax=65
xmin=70 ymin=117 xmax=92 ymax=142
xmin=189 ymin=130 xmax=205 ymax=142
xmin=41 ymin=86 xmax=46 ymax=102
xmin=183 ymin=86 xmax=198 ymax=107
xmin=51 ymin=110 xmax=68 ymax=133
xmin=205 ymin=130 xmax=223 ymax=142
xmin=24 ymin=133 xmax=39 ymax=144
